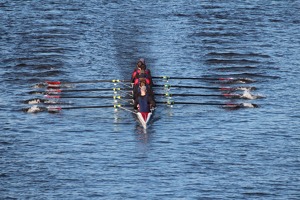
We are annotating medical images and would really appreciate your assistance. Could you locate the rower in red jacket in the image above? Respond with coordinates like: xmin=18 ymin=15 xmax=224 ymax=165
xmin=132 ymin=66 xmax=153 ymax=99
xmin=131 ymin=58 xmax=152 ymax=83
xmin=133 ymin=70 xmax=152 ymax=86
xmin=133 ymin=86 xmax=156 ymax=112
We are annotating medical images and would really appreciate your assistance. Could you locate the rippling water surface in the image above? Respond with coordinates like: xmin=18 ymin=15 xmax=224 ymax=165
xmin=1 ymin=1 xmax=300 ymax=199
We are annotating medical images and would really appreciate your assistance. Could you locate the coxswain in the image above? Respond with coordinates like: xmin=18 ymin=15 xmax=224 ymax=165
xmin=133 ymin=86 xmax=156 ymax=112
xmin=139 ymin=58 xmax=151 ymax=77
xmin=131 ymin=58 xmax=152 ymax=83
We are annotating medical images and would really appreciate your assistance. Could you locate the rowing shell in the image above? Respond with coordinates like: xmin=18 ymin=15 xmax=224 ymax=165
xmin=136 ymin=109 xmax=154 ymax=129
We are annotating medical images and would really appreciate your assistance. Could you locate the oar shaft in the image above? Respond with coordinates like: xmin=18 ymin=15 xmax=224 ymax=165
xmin=43 ymin=93 xmax=240 ymax=99
xmin=156 ymin=101 xmax=258 ymax=108
xmin=23 ymin=104 xmax=133 ymax=113
xmin=156 ymin=93 xmax=240 ymax=97
xmin=45 ymin=95 xmax=114 ymax=99
xmin=152 ymin=76 xmax=229 ymax=80
xmin=154 ymin=84 xmax=229 ymax=90
xmin=59 ymin=105 xmax=132 ymax=109
xmin=152 ymin=76 xmax=255 ymax=83
xmin=46 ymin=79 xmax=131 ymax=84
xmin=156 ymin=101 xmax=227 ymax=105
xmin=29 ymin=88 xmax=131 ymax=95
xmin=33 ymin=80 xmax=133 ymax=88
xmin=44 ymin=95 xmax=130 ymax=99
xmin=154 ymin=84 xmax=256 ymax=91
xmin=55 ymin=88 xmax=113 ymax=92
xmin=61 ymin=105 xmax=113 ymax=109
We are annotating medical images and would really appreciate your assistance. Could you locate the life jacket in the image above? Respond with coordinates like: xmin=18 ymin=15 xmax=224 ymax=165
xmin=138 ymin=94 xmax=150 ymax=112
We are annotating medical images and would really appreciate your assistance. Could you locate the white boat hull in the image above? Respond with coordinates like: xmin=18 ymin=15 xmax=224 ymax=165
xmin=137 ymin=112 xmax=152 ymax=129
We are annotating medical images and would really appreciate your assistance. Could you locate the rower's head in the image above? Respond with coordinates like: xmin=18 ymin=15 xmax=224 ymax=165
xmin=139 ymin=77 xmax=150 ymax=86
xmin=139 ymin=58 xmax=145 ymax=65
xmin=141 ymin=86 xmax=147 ymax=93
xmin=137 ymin=58 xmax=146 ymax=69
xmin=139 ymin=78 xmax=146 ymax=83
xmin=139 ymin=80 xmax=146 ymax=87
xmin=140 ymin=64 xmax=146 ymax=70
xmin=137 ymin=61 xmax=143 ymax=69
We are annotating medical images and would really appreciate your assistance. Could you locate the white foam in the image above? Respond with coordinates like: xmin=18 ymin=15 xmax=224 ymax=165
xmin=242 ymin=90 xmax=265 ymax=99
xmin=236 ymin=87 xmax=251 ymax=91
xmin=44 ymin=100 xmax=57 ymax=104
xmin=241 ymin=103 xmax=255 ymax=108
xmin=27 ymin=105 xmax=41 ymax=113
xmin=28 ymin=99 xmax=41 ymax=104
xmin=242 ymin=90 xmax=256 ymax=99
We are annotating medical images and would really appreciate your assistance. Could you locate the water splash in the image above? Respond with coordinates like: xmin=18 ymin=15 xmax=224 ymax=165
xmin=241 ymin=90 xmax=265 ymax=100
xmin=24 ymin=105 xmax=43 ymax=113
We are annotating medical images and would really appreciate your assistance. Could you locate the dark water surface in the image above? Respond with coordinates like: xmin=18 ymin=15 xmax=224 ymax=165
xmin=1 ymin=0 xmax=300 ymax=199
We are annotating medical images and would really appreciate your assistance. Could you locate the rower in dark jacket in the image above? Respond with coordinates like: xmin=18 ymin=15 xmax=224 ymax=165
xmin=134 ymin=86 xmax=156 ymax=112
xmin=133 ymin=78 xmax=154 ymax=101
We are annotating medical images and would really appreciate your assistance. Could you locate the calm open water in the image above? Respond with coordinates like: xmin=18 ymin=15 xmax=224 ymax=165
xmin=1 ymin=0 xmax=300 ymax=199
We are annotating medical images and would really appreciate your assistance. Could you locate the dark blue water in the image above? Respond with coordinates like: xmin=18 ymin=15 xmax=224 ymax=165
xmin=1 ymin=1 xmax=300 ymax=199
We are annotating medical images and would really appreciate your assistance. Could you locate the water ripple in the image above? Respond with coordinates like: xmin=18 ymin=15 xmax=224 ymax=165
xmin=1 ymin=1 xmax=299 ymax=199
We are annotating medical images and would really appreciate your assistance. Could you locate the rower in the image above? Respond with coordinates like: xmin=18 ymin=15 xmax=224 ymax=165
xmin=131 ymin=58 xmax=152 ymax=83
xmin=139 ymin=58 xmax=152 ymax=78
xmin=133 ymin=78 xmax=154 ymax=101
xmin=132 ymin=64 xmax=153 ymax=96
xmin=133 ymin=86 xmax=156 ymax=112
xmin=133 ymin=70 xmax=152 ymax=86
